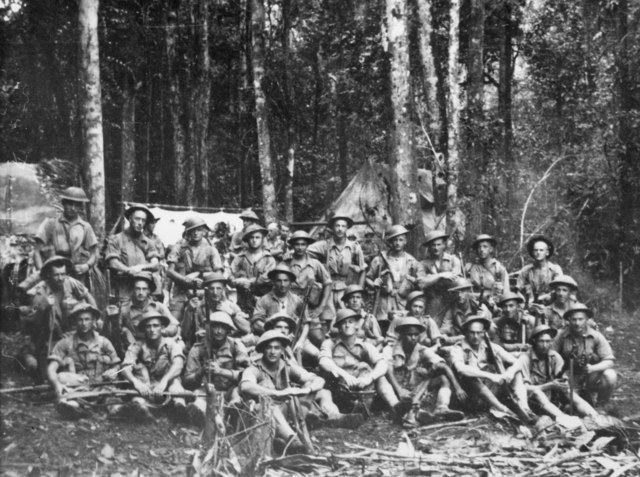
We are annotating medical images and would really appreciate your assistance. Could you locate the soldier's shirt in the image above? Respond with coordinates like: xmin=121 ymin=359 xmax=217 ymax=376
xmin=105 ymin=227 xmax=160 ymax=267
xmin=306 ymin=238 xmax=365 ymax=286
xmin=516 ymin=262 xmax=563 ymax=298
xmin=184 ymin=337 xmax=250 ymax=391
xmin=518 ymin=349 xmax=564 ymax=386
xmin=541 ymin=304 xmax=568 ymax=330
xmin=36 ymin=215 xmax=98 ymax=266
xmin=34 ymin=277 xmax=92 ymax=332
xmin=230 ymin=249 xmax=276 ymax=296
xmin=493 ymin=314 xmax=536 ymax=346
xmin=355 ymin=309 xmax=382 ymax=342
xmin=146 ymin=232 xmax=166 ymax=262
xmin=553 ymin=327 xmax=615 ymax=365
xmin=449 ymin=338 xmax=515 ymax=372
xmin=123 ymin=337 xmax=185 ymax=382
xmin=284 ymin=254 xmax=332 ymax=297
xmin=466 ymin=258 xmax=508 ymax=298
xmin=240 ymin=358 xmax=317 ymax=393
xmin=419 ymin=253 xmax=463 ymax=286
xmin=49 ymin=331 xmax=120 ymax=379
xmin=167 ymin=239 xmax=223 ymax=292
xmin=120 ymin=300 xmax=178 ymax=340
xmin=252 ymin=291 xmax=307 ymax=325
xmin=387 ymin=314 xmax=442 ymax=347
xmin=385 ymin=341 xmax=444 ymax=390
xmin=319 ymin=337 xmax=382 ymax=376
xmin=182 ymin=299 xmax=250 ymax=341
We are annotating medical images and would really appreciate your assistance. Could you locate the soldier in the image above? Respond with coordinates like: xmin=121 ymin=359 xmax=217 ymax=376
xmin=166 ymin=216 xmax=223 ymax=318
xmin=183 ymin=312 xmax=250 ymax=424
xmin=366 ymin=225 xmax=423 ymax=322
xmin=466 ymin=234 xmax=509 ymax=306
xmin=318 ymin=309 xmax=399 ymax=414
xmin=449 ymin=314 xmax=535 ymax=422
xmin=106 ymin=204 xmax=160 ymax=306
xmin=340 ymin=284 xmax=384 ymax=348
xmin=307 ymin=214 xmax=366 ymax=319
xmin=554 ymin=303 xmax=617 ymax=407
xmin=230 ymin=209 xmax=261 ymax=254
xmin=519 ymin=325 xmax=596 ymax=425
xmin=530 ymin=275 xmax=578 ymax=329
xmin=361 ymin=231 xmax=381 ymax=266
xmin=143 ymin=215 xmax=166 ymax=301
xmin=386 ymin=317 xmax=465 ymax=427
xmin=121 ymin=310 xmax=187 ymax=421
xmin=181 ymin=272 xmax=251 ymax=349
xmin=265 ymin=222 xmax=286 ymax=261
xmin=386 ymin=291 xmax=443 ymax=349
xmin=492 ymin=291 xmax=536 ymax=354
xmin=437 ymin=278 xmax=489 ymax=343
xmin=47 ymin=303 xmax=121 ymax=419
xmin=283 ymin=230 xmax=332 ymax=320
xmin=119 ymin=272 xmax=180 ymax=350
xmin=230 ymin=223 xmax=276 ymax=312
xmin=418 ymin=230 xmax=463 ymax=319
xmin=517 ymin=235 xmax=563 ymax=304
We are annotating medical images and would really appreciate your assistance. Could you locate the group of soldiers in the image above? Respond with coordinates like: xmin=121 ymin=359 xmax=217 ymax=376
xmin=14 ymin=186 xmax=618 ymax=455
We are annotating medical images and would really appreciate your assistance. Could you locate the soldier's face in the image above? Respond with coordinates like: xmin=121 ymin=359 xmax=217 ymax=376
xmin=409 ymin=300 xmax=426 ymax=316
xmin=456 ymin=289 xmax=471 ymax=304
xmin=62 ymin=200 xmax=82 ymax=220
xmin=144 ymin=318 xmax=163 ymax=340
xmin=532 ymin=242 xmax=549 ymax=261
xmin=130 ymin=210 xmax=147 ymax=233
xmin=273 ymin=273 xmax=291 ymax=295
xmin=188 ymin=226 xmax=206 ymax=243
xmin=466 ymin=322 xmax=486 ymax=347
xmin=211 ymin=323 xmax=229 ymax=342
xmin=247 ymin=232 xmax=264 ymax=249
xmin=292 ymin=240 xmax=308 ymax=256
xmin=428 ymin=239 xmax=446 ymax=256
xmin=534 ymin=333 xmax=553 ymax=356
xmin=332 ymin=220 xmax=348 ymax=239
xmin=273 ymin=321 xmax=291 ymax=337
xmin=401 ymin=326 xmax=421 ymax=347
xmin=338 ymin=317 xmax=358 ymax=336
xmin=346 ymin=293 xmax=364 ymax=311
xmin=501 ymin=300 xmax=519 ymax=319
xmin=476 ymin=242 xmax=493 ymax=259
xmin=76 ymin=312 xmax=95 ymax=334
xmin=50 ymin=265 xmax=67 ymax=288
xmin=207 ymin=282 xmax=225 ymax=301
xmin=133 ymin=280 xmax=150 ymax=302
xmin=389 ymin=235 xmax=407 ymax=252
xmin=568 ymin=312 xmax=588 ymax=334
xmin=263 ymin=341 xmax=284 ymax=364
xmin=554 ymin=285 xmax=572 ymax=303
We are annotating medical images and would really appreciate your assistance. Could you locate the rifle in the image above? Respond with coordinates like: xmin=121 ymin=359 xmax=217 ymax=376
xmin=64 ymin=389 xmax=207 ymax=401
xmin=204 ymin=287 xmax=213 ymax=382
xmin=291 ymin=285 xmax=312 ymax=364
xmin=0 ymin=380 xmax=129 ymax=395
xmin=283 ymin=372 xmax=314 ymax=454
xmin=568 ymin=358 xmax=575 ymax=415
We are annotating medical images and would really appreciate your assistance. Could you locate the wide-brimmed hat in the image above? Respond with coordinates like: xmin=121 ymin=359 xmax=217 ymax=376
xmin=131 ymin=271 xmax=157 ymax=292
xmin=422 ymin=230 xmax=449 ymax=246
xmin=209 ymin=311 xmax=237 ymax=331
xmin=327 ymin=214 xmax=354 ymax=228
xmin=264 ymin=312 xmax=297 ymax=333
xmin=288 ymin=230 xmax=315 ymax=246
xmin=471 ymin=234 xmax=497 ymax=250
xmin=137 ymin=309 xmax=171 ymax=332
xmin=405 ymin=291 xmax=426 ymax=309
xmin=183 ymin=216 xmax=211 ymax=234
xmin=497 ymin=291 xmax=524 ymax=306
xmin=124 ymin=203 xmax=154 ymax=222
xmin=59 ymin=186 xmax=89 ymax=203
xmin=239 ymin=209 xmax=260 ymax=222
xmin=255 ymin=330 xmax=291 ymax=352
xmin=202 ymin=272 xmax=228 ymax=286
xmin=267 ymin=263 xmax=296 ymax=282
xmin=68 ymin=303 xmax=101 ymax=322
xmin=395 ymin=316 xmax=426 ymax=334
xmin=341 ymin=284 xmax=366 ymax=303
xmin=550 ymin=275 xmax=578 ymax=290
xmin=529 ymin=324 xmax=557 ymax=345
xmin=386 ymin=225 xmax=409 ymax=242
xmin=41 ymin=255 xmax=73 ymax=278
xmin=527 ymin=235 xmax=555 ymax=258
xmin=242 ymin=223 xmax=268 ymax=242
xmin=461 ymin=314 xmax=491 ymax=331
xmin=448 ymin=278 xmax=473 ymax=292
xmin=334 ymin=308 xmax=360 ymax=327
xmin=563 ymin=302 xmax=593 ymax=320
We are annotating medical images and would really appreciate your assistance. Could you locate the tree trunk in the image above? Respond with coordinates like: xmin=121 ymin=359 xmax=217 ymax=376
xmin=498 ymin=1 xmax=513 ymax=164
xmin=78 ymin=0 xmax=106 ymax=239
xmin=282 ymin=0 xmax=295 ymax=222
xmin=285 ymin=148 xmax=295 ymax=222
xmin=414 ymin=0 xmax=440 ymax=141
xmin=120 ymin=78 xmax=136 ymax=204
xmin=250 ymin=0 xmax=278 ymax=222
xmin=445 ymin=0 xmax=463 ymax=247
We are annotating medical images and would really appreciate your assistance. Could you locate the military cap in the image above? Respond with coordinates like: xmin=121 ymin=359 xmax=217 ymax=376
xmin=550 ymin=275 xmax=578 ymax=290
xmin=242 ymin=223 xmax=268 ymax=242
xmin=327 ymin=214 xmax=354 ymax=228
xmin=183 ymin=215 xmax=211 ymax=233
xmin=68 ymin=302 xmax=101 ymax=322
xmin=527 ymin=235 xmax=555 ymax=258
xmin=239 ymin=209 xmax=260 ymax=222
xmin=448 ymin=278 xmax=473 ymax=292
xmin=422 ymin=230 xmax=449 ymax=246
xmin=255 ymin=330 xmax=291 ymax=352
xmin=124 ymin=203 xmax=154 ymax=222
xmin=405 ymin=290 xmax=427 ymax=309
xmin=137 ymin=309 xmax=171 ymax=332
xmin=209 ymin=311 xmax=237 ymax=331
xmin=202 ymin=271 xmax=228 ymax=286
xmin=461 ymin=314 xmax=491 ymax=331
xmin=288 ymin=230 xmax=315 ymax=246
xmin=394 ymin=316 xmax=426 ymax=334
xmin=386 ymin=225 xmax=409 ymax=242
xmin=563 ymin=302 xmax=593 ymax=320
xmin=471 ymin=234 xmax=497 ymax=250
xmin=497 ymin=291 xmax=525 ymax=306
xmin=267 ymin=263 xmax=297 ymax=282
xmin=319 ymin=308 xmax=334 ymax=322
xmin=529 ymin=324 xmax=557 ymax=345
xmin=264 ymin=312 xmax=297 ymax=332
xmin=41 ymin=255 xmax=73 ymax=278
xmin=341 ymin=284 xmax=366 ymax=303
xmin=334 ymin=308 xmax=360 ymax=327
xmin=59 ymin=186 xmax=89 ymax=203
xmin=131 ymin=271 xmax=157 ymax=292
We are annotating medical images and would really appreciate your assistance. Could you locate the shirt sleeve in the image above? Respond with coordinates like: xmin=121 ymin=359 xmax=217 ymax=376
xmin=82 ymin=223 xmax=99 ymax=249
xmin=184 ymin=345 xmax=204 ymax=387
xmin=209 ymin=246 xmax=223 ymax=272
xmin=593 ymin=332 xmax=615 ymax=362
xmin=48 ymin=338 xmax=70 ymax=363
xmin=122 ymin=342 xmax=142 ymax=366
xmin=101 ymin=337 xmax=121 ymax=366
xmin=252 ymin=296 xmax=268 ymax=324
xmin=105 ymin=235 xmax=123 ymax=263
xmin=35 ymin=218 xmax=51 ymax=244
xmin=144 ymin=239 xmax=160 ymax=261
xmin=239 ymin=365 xmax=260 ymax=387
xmin=448 ymin=345 xmax=465 ymax=370
xmin=362 ymin=341 xmax=382 ymax=366
xmin=306 ymin=241 xmax=327 ymax=262
xmin=318 ymin=338 xmax=335 ymax=361
xmin=316 ymin=261 xmax=332 ymax=286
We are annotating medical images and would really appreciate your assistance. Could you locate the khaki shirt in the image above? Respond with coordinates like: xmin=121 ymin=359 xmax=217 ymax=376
xmin=319 ymin=338 xmax=382 ymax=376
xmin=231 ymin=249 xmax=276 ymax=296
xmin=36 ymin=216 xmax=98 ymax=267
xmin=167 ymin=239 xmax=223 ymax=292
xmin=466 ymin=258 xmax=508 ymax=298
xmin=284 ymin=254 xmax=332 ymax=296
xmin=516 ymin=262 xmax=563 ymax=298
xmin=240 ymin=359 xmax=317 ymax=394
xmin=106 ymin=228 xmax=160 ymax=267
xmin=449 ymin=338 xmax=514 ymax=372
xmin=49 ymin=331 xmax=120 ymax=379
xmin=34 ymin=277 xmax=92 ymax=332
xmin=184 ymin=338 xmax=249 ymax=390
xmin=385 ymin=341 xmax=443 ymax=390
xmin=123 ymin=337 xmax=185 ymax=382
xmin=518 ymin=349 xmax=564 ymax=386
xmin=307 ymin=238 xmax=365 ymax=285
xmin=120 ymin=300 xmax=178 ymax=340
xmin=553 ymin=327 xmax=614 ymax=365
xmin=252 ymin=291 xmax=307 ymax=326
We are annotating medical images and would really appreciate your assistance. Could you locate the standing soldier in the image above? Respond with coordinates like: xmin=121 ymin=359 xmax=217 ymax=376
xmin=466 ymin=234 xmax=509 ymax=307
xmin=265 ymin=222 xmax=286 ymax=261
xmin=307 ymin=214 xmax=366 ymax=319
xmin=231 ymin=223 xmax=277 ymax=312
xmin=366 ymin=225 xmax=423 ymax=323
xmin=517 ymin=235 xmax=563 ymax=304
xmin=418 ymin=230 xmax=463 ymax=319
xmin=106 ymin=204 xmax=160 ymax=306
xmin=166 ymin=216 xmax=223 ymax=318
xmin=492 ymin=292 xmax=536 ymax=354
xmin=530 ymin=275 xmax=578 ymax=330
xmin=230 ymin=209 xmax=261 ymax=254
xmin=283 ymin=230 xmax=332 ymax=320
xmin=144 ymin=215 xmax=166 ymax=301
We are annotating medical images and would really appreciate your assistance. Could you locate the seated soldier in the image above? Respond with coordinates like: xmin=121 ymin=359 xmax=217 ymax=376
xmin=466 ymin=234 xmax=509 ymax=308
xmin=318 ymin=309 xmax=399 ymax=415
xmin=262 ymin=312 xmax=327 ymax=369
xmin=341 ymin=285 xmax=384 ymax=348
xmin=121 ymin=310 xmax=187 ymax=421
xmin=449 ymin=314 xmax=536 ymax=423
xmin=183 ymin=312 xmax=250 ymax=425
xmin=304 ymin=309 xmax=336 ymax=368
xmin=386 ymin=291 xmax=443 ymax=349
xmin=181 ymin=272 xmax=250 ymax=349
xmin=119 ymin=272 xmax=179 ymax=350
xmin=438 ymin=278 xmax=490 ymax=345
xmin=240 ymin=331 xmax=362 ymax=455
xmin=386 ymin=317 xmax=465 ymax=428
xmin=519 ymin=325 xmax=596 ymax=426
xmin=47 ymin=303 xmax=120 ymax=419
xmin=492 ymin=291 xmax=535 ymax=354
xmin=517 ymin=235 xmax=562 ymax=304
xmin=530 ymin=275 xmax=578 ymax=329
xmin=554 ymin=303 xmax=617 ymax=407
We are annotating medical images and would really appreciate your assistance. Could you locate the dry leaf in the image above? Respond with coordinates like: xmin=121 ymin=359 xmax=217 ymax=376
xmin=101 ymin=444 xmax=115 ymax=459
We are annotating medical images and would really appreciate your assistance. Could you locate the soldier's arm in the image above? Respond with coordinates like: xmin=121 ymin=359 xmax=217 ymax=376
xmin=239 ymin=367 xmax=291 ymax=399
xmin=183 ymin=346 xmax=204 ymax=389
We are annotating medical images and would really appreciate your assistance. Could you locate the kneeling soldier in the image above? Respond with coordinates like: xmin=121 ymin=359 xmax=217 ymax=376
xmin=121 ymin=310 xmax=187 ymax=421
xmin=183 ymin=311 xmax=250 ymax=425
xmin=386 ymin=317 xmax=465 ymax=428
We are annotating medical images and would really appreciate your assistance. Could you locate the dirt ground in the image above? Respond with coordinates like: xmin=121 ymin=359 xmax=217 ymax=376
xmin=1 ymin=308 xmax=639 ymax=476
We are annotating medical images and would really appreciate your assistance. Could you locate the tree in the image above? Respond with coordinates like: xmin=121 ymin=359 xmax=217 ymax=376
xmin=414 ymin=0 xmax=440 ymax=140
xmin=78 ymin=0 xmax=105 ymax=238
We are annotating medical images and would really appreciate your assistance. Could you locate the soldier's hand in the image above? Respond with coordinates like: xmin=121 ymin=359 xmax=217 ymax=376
xmin=488 ymin=373 xmax=506 ymax=385
xmin=549 ymin=380 xmax=569 ymax=392
xmin=188 ymin=297 xmax=200 ymax=310
xmin=398 ymin=388 xmax=411 ymax=400
xmin=134 ymin=380 xmax=152 ymax=398
xmin=208 ymin=361 xmax=223 ymax=375
xmin=373 ymin=278 xmax=383 ymax=288
xmin=102 ymin=369 xmax=118 ymax=381
xmin=191 ymin=278 xmax=203 ymax=288
xmin=235 ymin=278 xmax=251 ymax=289
xmin=128 ymin=265 xmax=144 ymax=275
xmin=196 ymin=329 xmax=207 ymax=339
xmin=439 ymin=272 xmax=457 ymax=281
xmin=455 ymin=386 xmax=468 ymax=402
xmin=152 ymin=382 xmax=167 ymax=398
xmin=529 ymin=303 xmax=545 ymax=315
xmin=288 ymin=387 xmax=310 ymax=397
xmin=357 ymin=374 xmax=373 ymax=388
xmin=74 ymin=263 xmax=90 ymax=275
xmin=54 ymin=381 xmax=66 ymax=398
xmin=341 ymin=374 xmax=359 ymax=388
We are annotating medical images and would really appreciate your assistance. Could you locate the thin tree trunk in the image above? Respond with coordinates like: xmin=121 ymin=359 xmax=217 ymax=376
xmin=498 ymin=1 xmax=513 ymax=164
xmin=78 ymin=0 xmax=106 ymax=238
xmin=282 ymin=0 xmax=295 ymax=222
xmin=285 ymin=148 xmax=294 ymax=222
xmin=121 ymin=79 xmax=136 ymax=204
xmin=250 ymin=0 xmax=277 ymax=222
xmin=415 ymin=0 xmax=440 ymax=141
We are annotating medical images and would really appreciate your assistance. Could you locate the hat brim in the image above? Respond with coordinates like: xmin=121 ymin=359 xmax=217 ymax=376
xmin=563 ymin=308 xmax=594 ymax=320
xmin=422 ymin=233 xmax=449 ymax=246
xmin=529 ymin=328 xmax=557 ymax=344
xmin=448 ymin=285 xmax=473 ymax=293
xmin=267 ymin=270 xmax=297 ymax=282
xmin=288 ymin=237 xmax=315 ymax=246
xmin=185 ymin=223 xmax=212 ymax=234
xmin=242 ymin=229 xmax=268 ymax=242
xmin=60 ymin=195 xmax=90 ymax=203
xmin=41 ymin=257 xmax=73 ymax=277
xmin=472 ymin=238 xmax=497 ymax=249
xmin=527 ymin=236 xmax=555 ymax=258
xmin=396 ymin=323 xmax=426 ymax=334
xmin=341 ymin=289 xmax=366 ymax=303
xmin=130 ymin=275 xmax=157 ymax=293
xmin=125 ymin=206 xmax=154 ymax=222
xmin=334 ymin=312 xmax=360 ymax=328
xmin=461 ymin=316 xmax=491 ymax=330
xmin=256 ymin=336 xmax=291 ymax=352
xmin=69 ymin=305 xmax=101 ymax=322
xmin=137 ymin=314 xmax=171 ymax=332
xmin=327 ymin=216 xmax=354 ymax=228
xmin=265 ymin=316 xmax=297 ymax=332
